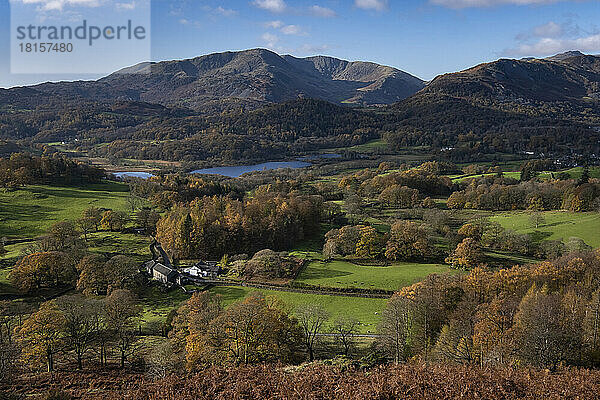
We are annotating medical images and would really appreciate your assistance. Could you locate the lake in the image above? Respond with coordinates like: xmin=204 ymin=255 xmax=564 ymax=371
xmin=113 ymin=172 xmax=156 ymax=179
xmin=191 ymin=160 xmax=312 ymax=178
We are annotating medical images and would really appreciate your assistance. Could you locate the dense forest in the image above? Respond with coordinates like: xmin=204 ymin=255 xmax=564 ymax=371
xmin=386 ymin=93 xmax=600 ymax=161
xmin=0 ymin=99 xmax=383 ymax=163
xmin=0 ymin=153 xmax=105 ymax=187
xmin=155 ymin=192 xmax=323 ymax=260
xmin=379 ymin=250 xmax=600 ymax=368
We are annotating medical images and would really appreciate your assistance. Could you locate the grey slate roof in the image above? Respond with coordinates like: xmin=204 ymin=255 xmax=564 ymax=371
xmin=151 ymin=261 xmax=178 ymax=278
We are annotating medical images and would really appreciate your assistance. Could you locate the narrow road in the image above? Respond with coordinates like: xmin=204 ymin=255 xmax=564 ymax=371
xmin=316 ymin=333 xmax=382 ymax=338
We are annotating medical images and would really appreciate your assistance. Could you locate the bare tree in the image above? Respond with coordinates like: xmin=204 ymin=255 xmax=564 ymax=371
xmin=105 ymin=290 xmax=142 ymax=368
xmin=76 ymin=217 xmax=95 ymax=242
xmin=513 ymin=286 xmax=567 ymax=368
xmin=296 ymin=305 xmax=329 ymax=362
xmin=331 ymin=316 xmax=359 ymax=357
xmin=377 ymin=295 xmax=413 ymax=363
xmin=0 ymin=301 xmax=31 ymax=381
xmin=584 ymin=288 xmax=600 ymax=355
xmin=147 ymin=342 xmax=177 ymax=380
xmin=56 ymin=295 xmax=103 ymax=369
xmin=344 ymin=192 xmax=364 ymax=224
xmin=127 ymin=192 xmax=144 ymax=212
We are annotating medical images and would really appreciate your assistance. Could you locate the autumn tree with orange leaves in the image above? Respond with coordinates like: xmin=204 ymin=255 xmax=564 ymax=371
xmin=15 ymin=301 xmax=65 ymax=372
xmin=9 ymin=252 xmax=76 ymax=293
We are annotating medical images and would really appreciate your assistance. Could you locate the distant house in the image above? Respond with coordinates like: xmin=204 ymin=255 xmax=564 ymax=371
xmin=144 ymin=260 xmax=179 ymax=285
xmin=182 ymin=261 xmax=220 ymax=279
xmin=144 ymin=240 xmax=221 ymax=286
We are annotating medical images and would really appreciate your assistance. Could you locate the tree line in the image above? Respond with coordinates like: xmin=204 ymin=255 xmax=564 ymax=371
xmin=0 ymin=153 xmax=104 ymax=188
xmin=155 ymin=192 xmax=323 ymax=261
xmin=323 ymin=222 xmax=437 ymax=262
xmin=1 ymin=290 xmax=142 ymax=374
xmin=448 ymin=177 xmax=600 ymax=212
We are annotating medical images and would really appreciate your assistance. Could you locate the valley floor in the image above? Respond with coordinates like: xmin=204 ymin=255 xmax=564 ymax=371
xmin=1 ymin=180 xmax=598 ymax=338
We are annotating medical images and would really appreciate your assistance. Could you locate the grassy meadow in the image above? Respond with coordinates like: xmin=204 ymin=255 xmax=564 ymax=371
xmin=209 ymin=285 xmax=387 ymax=334
xmin=0 ymin=182 xmax=130 ymax=239
xmin=490 ymin=211 xmax=600 ymax=248
xmin=0 ymin=181 xmax=148 ymax=295
xmin=449 ymin=166 xmax=600 ymax=183
xmin=296 ymin=259 xmax=457 ymax=291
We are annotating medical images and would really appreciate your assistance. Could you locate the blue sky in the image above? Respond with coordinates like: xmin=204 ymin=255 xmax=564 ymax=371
xmin=1 ymin=0 xmax=599 ymax=87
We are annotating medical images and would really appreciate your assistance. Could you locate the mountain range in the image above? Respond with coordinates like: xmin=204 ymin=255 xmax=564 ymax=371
xmin=1 ymin=49 xmax=425 ymax=111
xmin=386 ymin=50 xmax=600 ymax=161
xmin=3 ymin=48 xmax=599 ymax=112
xmin=1 ymin=49 xmax=599 ymax=162
xmin=420 ymin=50 xmax=600 ymax=103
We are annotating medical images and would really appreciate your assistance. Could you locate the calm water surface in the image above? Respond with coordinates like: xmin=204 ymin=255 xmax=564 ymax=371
xmin=113 ymin=172 xmax=155 ymax=179
xmin=191 ymin=161 xmax=311 ymax=178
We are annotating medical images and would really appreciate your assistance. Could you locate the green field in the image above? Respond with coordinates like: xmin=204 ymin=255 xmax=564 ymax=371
xmin=344 ymin=139 xmax=389 ymax=153
xmin=0 ymin=182 xmax=147 ymax=295
xmin=139 ymin=284 xmax=388 ymax=334
xmin=450 ymin=167 xmax=600 ymax=183
xmin=140 ymin=286 xmax=192 ymax=331
xmin=451 ymin=171 xmax=521 ymax=183
xmin=556 ymin=166 xmax=600 ymax=180
xmin=86 ymin=231 xmax=151 ymax=263
xmin=0 ymin=242 xmax=28 ymax=294
xmin=210 ymin=285 xmax=387 ymax=334
xmin=296 ymin=259 xmax=456 ymax=291
xmin=490 ymin=211 xmax=600 ymax=248
xmin=0 ymin=182 xmax=131 ymax=239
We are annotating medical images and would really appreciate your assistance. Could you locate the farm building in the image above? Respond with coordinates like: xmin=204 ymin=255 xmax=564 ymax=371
xmin=144 ymin=260 xmax=179 ymax=284
xmin=183 ymin=261 xmax=220 ymax=279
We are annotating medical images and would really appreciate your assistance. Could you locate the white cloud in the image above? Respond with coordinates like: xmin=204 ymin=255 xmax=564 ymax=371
xmin=265 ymin=20 xmax=284 ymax=28
xmin=309 ymin=5 xmax=336 ymax=17
xmin=214 ymin=6 xmax=237 ymax=16
xmin=430 ymin=0 xmax=568 ymax=9
xmin=533 ymin=21 xmax=563 ymax=37
xmin=264 ymin=21 xmax=305 ymax=35
xmin=253 ymin=0 xmax=287 ymax=13
xmin=516 ymin=20 xmax=583 ymax=42
xmin=354 ymin=0 xmax=388 ymax=11
xmin=297 ymin=43 xmax=330 ymax=53
xmin=179 ymin=18 xmax=201 ymax=28
xmin=504 ymin=33 xmax=600 ymax=57
xmin=281 ymin=24 xmax=302 ymax=35
xmin=200 ymin=5 xmax=238 ymax=18
xmin=115 ymin=1 xmax=135 ymax=10
xmin=261 ymin=32 xmax=280 ymax=47
xmin=18 ymin=0 xmax=101 ymax=11
xmin=516 ymin=21 xmax=565 ymax=41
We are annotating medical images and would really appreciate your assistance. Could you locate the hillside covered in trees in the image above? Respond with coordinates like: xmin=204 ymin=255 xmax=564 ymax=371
xmin=386 ymin=53 xmax=600 ymax=161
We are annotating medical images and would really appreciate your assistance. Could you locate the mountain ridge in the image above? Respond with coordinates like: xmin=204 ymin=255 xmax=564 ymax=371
xmin=385 ymin=51 xmax=600 ymax=160
xmin=11 ymin=48 xmax=425 ymax=111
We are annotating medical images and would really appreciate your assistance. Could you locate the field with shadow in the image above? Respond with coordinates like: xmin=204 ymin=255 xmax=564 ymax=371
xmin=490 ymin=211 xmax=600 ymax=248
xmin=209 ymin=285 xmax=387 ymax=334
xmin=0 ymin=182 xmax=130 ymax=239
xmin=295 ymin=259 xmax=458 ymax=291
